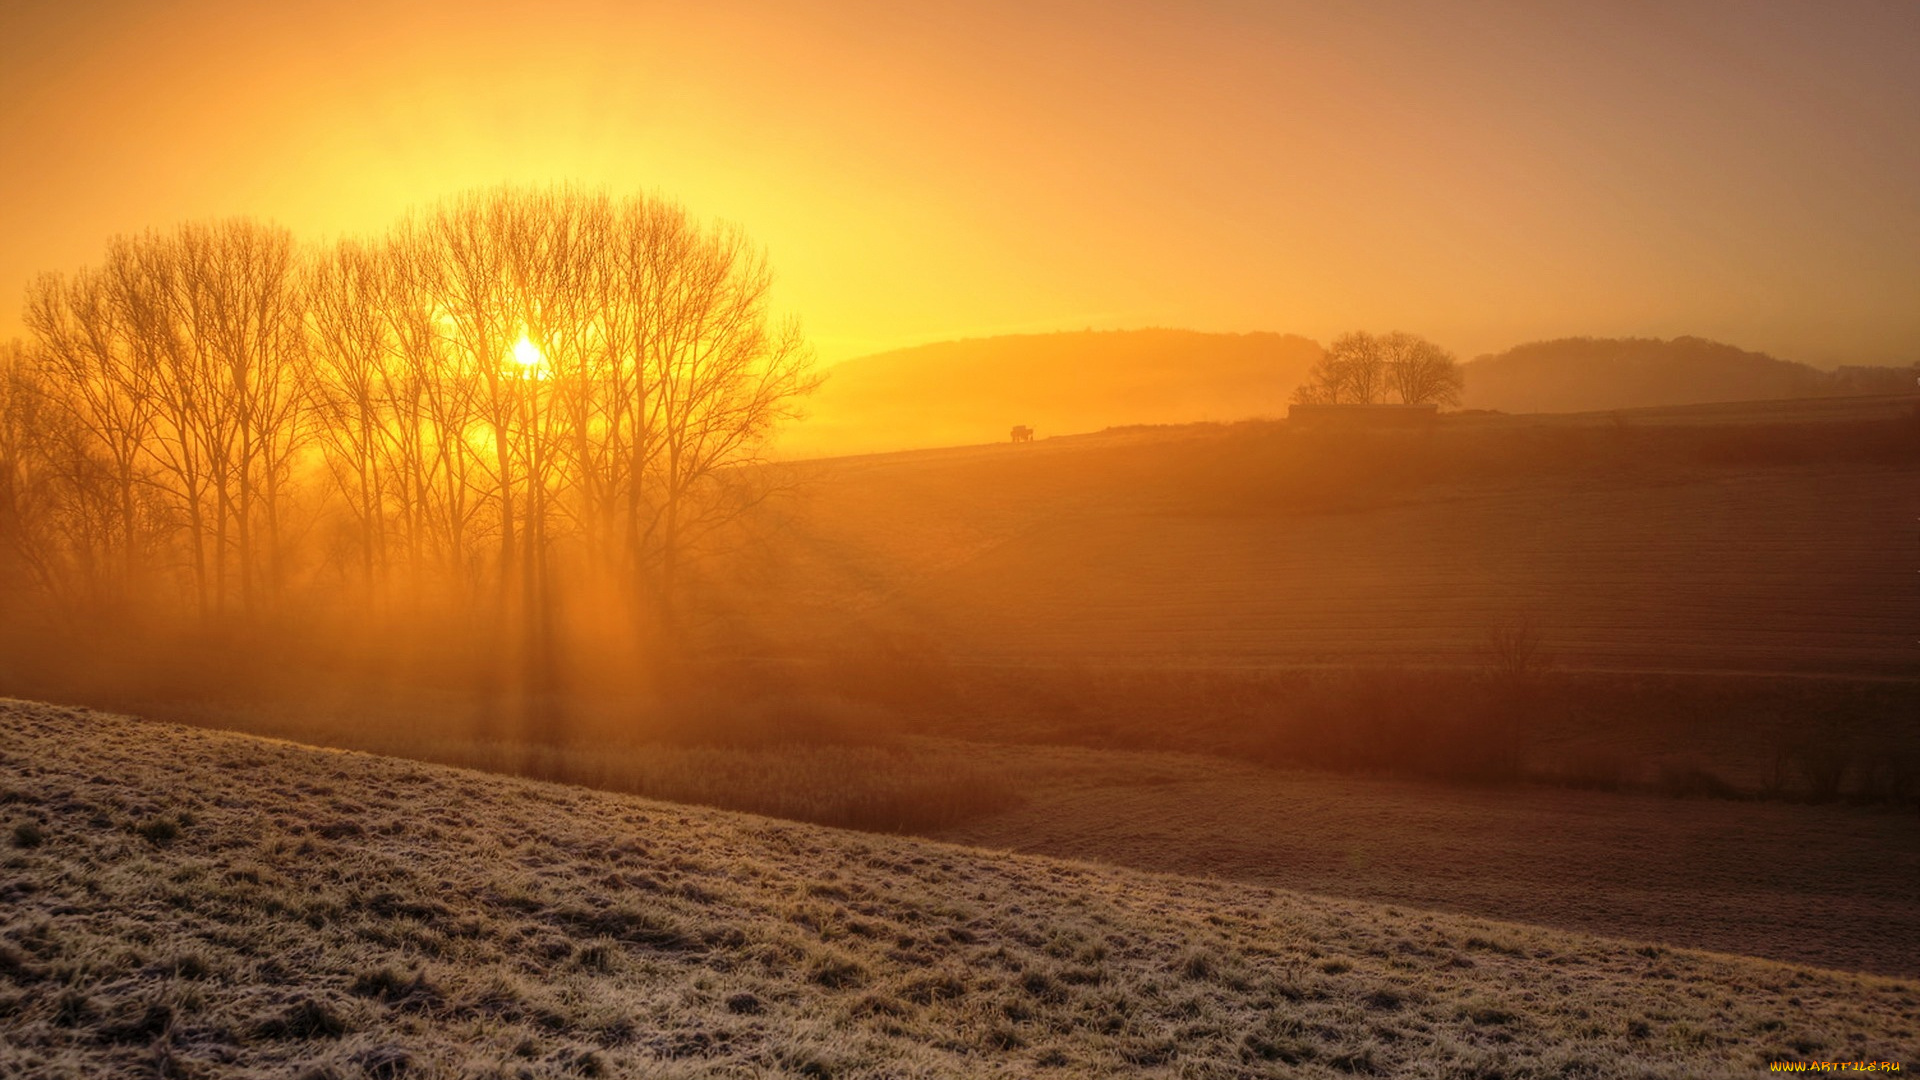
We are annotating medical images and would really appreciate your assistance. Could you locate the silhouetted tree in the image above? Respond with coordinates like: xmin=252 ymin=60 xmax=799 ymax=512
xmin=22 ymin=265 xmax=162 ymax=608
xmin=0 ymin=341 xmax=65 ymax=606
xmin=8 ymin=188 xmax=817 ymax=682
xmin=1294 ymin=331 xmax=1385 ymax=404
xmin=1294 ymin=330 xmax=1462 ymax=407
xmin=1381 ymin=331 xmax=1464 ymax=406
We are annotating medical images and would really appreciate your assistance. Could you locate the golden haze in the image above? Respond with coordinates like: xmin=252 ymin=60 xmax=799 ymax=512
xmin=1 ymin=0 xmax=1917 ymax=366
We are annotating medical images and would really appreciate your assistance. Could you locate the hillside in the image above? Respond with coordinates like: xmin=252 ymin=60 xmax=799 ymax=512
xmin=1460 ymin=336 xmax=1892 ymax=413
xmin=779 ymin=331 xmax=1913 ymax=460
xmin=777 ymin=329 xmax=1322 ymax=457
xmin=4 ymin=701 xmax=1917 ymax=1078
xmin=932 ymin=740 xmax=1920 ymax=978
xmin=740 ymin=395 xmax=1920 ymax=675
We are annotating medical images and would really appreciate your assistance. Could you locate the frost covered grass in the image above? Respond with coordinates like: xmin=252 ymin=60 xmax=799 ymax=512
xmin=2 ymin=700 xmax=1915 ymax=1078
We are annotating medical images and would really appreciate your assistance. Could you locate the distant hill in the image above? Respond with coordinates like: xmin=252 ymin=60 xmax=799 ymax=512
xmin=1459 ymin=336 xmax=1909 ymax=413
xmin=780 ymin=332 xmax=1913 ymax=457
xmin=777 ymin=328 xmax=1321 ymax=457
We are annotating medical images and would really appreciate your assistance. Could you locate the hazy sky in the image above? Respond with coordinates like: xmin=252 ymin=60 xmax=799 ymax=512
xmin=2 ymin=0 xmax=1916 ymax=365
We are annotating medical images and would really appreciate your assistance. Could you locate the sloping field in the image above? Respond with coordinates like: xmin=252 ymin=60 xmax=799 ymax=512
xmin=755 ymin=396 xmax=1919 ymax=674
xmin=929 ymin=742 xmax=1920 ymax=977
xmin=5 ymin=702 xmax=1917 ymax=1078
xmin=920 ymin=464 xmax=1907 ymax=669
xmin=777 ymin=330 xmax=1322 ymax=457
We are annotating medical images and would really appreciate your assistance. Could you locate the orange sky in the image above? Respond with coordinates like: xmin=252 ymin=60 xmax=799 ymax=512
xmin=2 ymin=0 xmax=1916 ymax=366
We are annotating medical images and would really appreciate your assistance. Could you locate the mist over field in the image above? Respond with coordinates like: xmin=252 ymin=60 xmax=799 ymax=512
xmin=4 ymin=1 xmax=1920 ymax=1076
xmin=781 ymin=329 xmax=1918 ymax=457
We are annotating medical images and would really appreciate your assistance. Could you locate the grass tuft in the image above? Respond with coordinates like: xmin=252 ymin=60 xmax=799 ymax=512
xmin=134 ymin=815 xmax=180 ymax=844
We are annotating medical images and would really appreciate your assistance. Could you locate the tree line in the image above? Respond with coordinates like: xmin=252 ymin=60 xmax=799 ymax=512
xmin=0 ymin=188 xmax=817 ymax=655
xmin=1292 ymin=330 xmax=1464 ymax=406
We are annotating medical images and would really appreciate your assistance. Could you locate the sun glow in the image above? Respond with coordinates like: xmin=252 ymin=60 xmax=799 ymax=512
xmin=510 ymin=335 xmax=548 ymax=377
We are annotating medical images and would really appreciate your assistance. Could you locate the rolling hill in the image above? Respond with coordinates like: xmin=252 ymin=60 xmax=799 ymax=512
xmin=4 ymin=701 xmax=1916 ymax=1078
xmin=740 ymin=395 xmax=1920 ymax=675
xmin=1459 ymin=336 xmax=1902 ymax=413
xmin=777 ymin=329 xmax=1323 ymax=457
xmin=779 ymin=330 xmax=1913 ymax=460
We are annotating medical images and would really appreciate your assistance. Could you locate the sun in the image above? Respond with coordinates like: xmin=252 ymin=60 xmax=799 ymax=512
xmin=509 ymin=335 xmax=547 ymax=376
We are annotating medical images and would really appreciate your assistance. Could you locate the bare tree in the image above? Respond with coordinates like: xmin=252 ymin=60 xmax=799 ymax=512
xmin=306 ymin=239 xmax=397 ymax=593
xmin=1294 ymin=331 xmax=1386 ymax=404
xmin=1295 ymin=330 xmax=1461 ymax=407
xmin=607 ymin=201 xmax=819 ymax=633
xmin=0 ymin=338 xmax=164 ymax=621
xmin=1381 ymin=331 xmax=1464 ymax=406
xmin=0 ymin=341 xmax=65 ymax=607
xmin=9 ymin=187 xmax=819 ymax=674
xmin=22 ymin=265 xmax=164 ymax=607
xmin=112 ymin=232 xmax=219 ymax=617
xmin=133 ymin=221 xmax=308 ymax=617
xmin=419 ymin=192 xmax=531 ymax=614
xmin=384 ymin=223 xmax=484 ymax=603
xmin=403 ymin=188 xmax=819 ymax=639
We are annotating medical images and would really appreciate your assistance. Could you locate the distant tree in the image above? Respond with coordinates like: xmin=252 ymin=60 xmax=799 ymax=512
xmin=1380 ymin=331 xmax=1464 ymax=406
xmin=1293 ymin=331 xmax=1384 ymax=404
xmin=1294 ymin=330 xmax=1461 ymax=407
